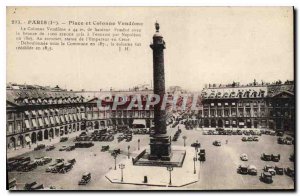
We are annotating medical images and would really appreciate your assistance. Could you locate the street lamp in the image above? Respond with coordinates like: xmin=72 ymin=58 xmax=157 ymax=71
xmin=167 ymin=166 xmax=173 ymax=186
xmin=127 ymin=145 xmax=130 ymax=159
xmin=111 ymin=152 xmax=118 ymax=170
xmin=193 ymin=157 xmax=197 ymax=174
xmin=119 ymin=164 xmax=125 ymax=182
xmin=182 ymin=135 xmax=187 ymax=147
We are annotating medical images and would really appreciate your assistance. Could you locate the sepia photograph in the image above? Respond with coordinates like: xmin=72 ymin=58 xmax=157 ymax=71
xmin=6 ymin=6 xmax=295 ymax=190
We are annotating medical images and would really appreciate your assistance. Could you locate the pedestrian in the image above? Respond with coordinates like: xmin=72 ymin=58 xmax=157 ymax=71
xmin=226 ymin=140 xmax=228 ymax=144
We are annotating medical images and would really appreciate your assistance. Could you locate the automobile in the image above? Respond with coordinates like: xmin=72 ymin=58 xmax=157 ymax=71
xmin=253 ymin=136 xmax=259 ymax=142
xmin=34 ymin=144 xmax=46 ymax=151
xmin=60 ymin=163 xmax=73 ymax=173
xmin=241 ymin=137 xmax=247 ymax=142
xmin=247 ymin=165 xmax=257 ymax=175
xmin=202 ymin=131 xmax=208 ymax=135
xmin=66 ymin=145 xmax=76 ymax=151
xmin=8 ymin=178 xmax=17 ymax=190
xmin=79 ymin=132 xmax=87 ymax=137
xmin=240 ymin=153 xmax=248 ymax=161
xmin=237 ymin=165 xmax=248 ymax=175
xmin=285 ymin=136 xmax=294 ymax=145
xmin=264 ymin=165 xmax=276 ymax=176
xmin=269 ymin=130 xmax=276 ymax=136
xmin=60 ymin=137 xmax=68 ymax=142
xmin=237 ymin=130 xmax=243 ymax=135
xmin=271 ymin=154 xmax=280 ymax=162
xmin=46 ymin=163 xmax=58 ymax=172
xmin=277 ymin=131 xmax=284 ymax=136
xmin=59 ymin=146 xmax=68 ymax=151
xmin=101 ymin=145 xmax=110 ymax=152
xmin=289 ymin=153 xmax=295 ymax=162
xmin=67 ymin=158 xmax=76 ymax=165
xmin=23 ymin=162 xmax=38 ymax=172
xmin=46 ymin=145 xmax=55 ymax=151
xmin=34 ymin=157 xmax=52 ymax=166
xmin=277 ymin=137 xmax=285 ymax=144
xmin=24 ymin=181 xmax=44 ymax=190
xmin=198 ymin=149 xmax=206 ymax=161
xmin=275 ymin=166 xmax=284 ymax=175
xmin=285 ymin=167 xmax=295 ymax=178
xmin=78 ymin=172 xmax=91 ymax=185
xmin=213 ymin=140 xmax=221 ymax=146
xmin=191 ymin=142 xmax=201 ymax=148
xmin=261 ymin=153 xmax=272 ymax=161
xmin=260 ymin=172 xmax=273 ymax=184
xmin=55 ymin=158 xmax=64 ymax=163
xmin=113 ymin=149 xmax=121 ymax=154
xmin=247 ymin=137 xmax=253 ymax=141
xmin=51 ymin=162 xmax=64 ymax=173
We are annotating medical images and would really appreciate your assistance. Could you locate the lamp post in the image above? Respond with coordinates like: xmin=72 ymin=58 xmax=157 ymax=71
xmin=137 ymin=139 xmax=140 ymax=150
xmin=193 ymin=157 xmax=197 ymax=174
xmin=111 ymin=152 xmax=118 ymax=170
xmin=127 ymin=145 xmax=130 ymax=159
xmin=182 ymin=135 xmax=187 ymax=147
xmin=167 ymin=166 xmax=173 ymax=186
xmin=119 ymin=164 xmax=125 ymax=182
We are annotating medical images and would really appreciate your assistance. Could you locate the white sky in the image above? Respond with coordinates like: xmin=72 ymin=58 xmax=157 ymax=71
xmin=7 ymin=7 xmax=294 ymax=91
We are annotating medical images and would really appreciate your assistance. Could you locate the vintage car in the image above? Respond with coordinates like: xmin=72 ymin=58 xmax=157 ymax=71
xmin=60 ymin=163 xmax=73 ymax=173
xmin=271 ymin=154 xmax=280 ymax=162
xmin=75 ymin=142 xmax=94 ymax=148
xmin=202 ymin=131 xmax=208 ymax=135
xmin=55 ymin=158 xmax=65 ymax=163
xmin=66 ymin=145 xmax=76 ymax=151
xmin=277 ymin=137 xmax=285 ymax=144
xmin=101 ymin=145 xmax=110 ymax=152
xmin=198 ymin=149 xmax=206 ymax=161
xmin=261 ymin=153 xmax=272 ymax=161
xmin=191 ymin=142 xmax=201 ymax=148
xmin=237 ymin=165 xmax=248 ymax=175
xmin=285 ymin=136 xmax=294 ymax=145
xmin=269 ymin=130 xmax=276 ymax=136
xmin=248 ymin=165 xmax=257 ymax=175
xmin=247 ymin=137 xmax=254 ymax=142
xmin=237 ymin=130 xmax=243 ymax=135
xmin=241 ymin=137 xmax=247 ymax=142
xmin=289 ymin=153 xmax=295 ymax=162
xmin=277 ymin=131 xmax=284 ymax=136
xmin=34 ymin=144 xmax=46 ymax=151
xmin=260 ymin=172 xmax=273 ymax=184
xmin=78 ymin=172 xmax=91 ymax=185
xmin=60 ymin=137 xmax=68 ymax=142
xmin=113 ymin=149 xmax=121 ymax=155
xmin=275 ymin=165 xmax=284 ymax=175
xmin=59 ymin=146 xmax=68 ymax=151
xmin=8 ymin=178 xmax=17 ymax=190
xmin=240 ymin=153 xmax=248 ymax=161
xmin=34 ymin=157 xmax=52 ymax=166
xmin=51 ymin=162 xmax=64 ymax=173
xmin=46 ymin=145 xmax=55 ymax=151
xmin=24 ymin=162 xmax=38 ymax=172
xmin=213 ymin=140 xmax=221 ymax=146
xmin=24 ymin=181 xmax=44 ymax=190
xmin=253 ymin=136 xmax=259 ymax=142
xmin=46 ymin=163 xmax=58 ymax=172
xmin=285 ymin=167 xmax=295 ymax=178
xmin=264 ymin=165 xmax=276 ymax=176
xmin=67 ymin=158 xmax=76 ymax=165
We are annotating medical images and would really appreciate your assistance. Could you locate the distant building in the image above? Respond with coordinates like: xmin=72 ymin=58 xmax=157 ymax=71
xmin=198 ymin=81 xmax=294 ymax=132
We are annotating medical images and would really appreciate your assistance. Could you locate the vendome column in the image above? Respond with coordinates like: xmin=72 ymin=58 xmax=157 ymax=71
xmin=148 ymin=22 xmax=172 ymax=161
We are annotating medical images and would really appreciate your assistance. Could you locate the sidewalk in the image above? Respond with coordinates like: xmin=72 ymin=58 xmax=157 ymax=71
xmin=7 ymin=131 xmax=80 ymax=159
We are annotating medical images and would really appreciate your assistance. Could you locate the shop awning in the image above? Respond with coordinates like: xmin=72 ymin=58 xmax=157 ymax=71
xmin=44 ymin=117 xmax=50 ymax=125
xmin=38 ymin=118 xmax=44 ymax=127
xmin=25 ymin=136 xmax=31 ymax=143
xmin=50 ymin=109 xmax=55 ymax=113
xmin=55 ymin=109 xmax=59 ymax=113
xmin=32 ymin=111 xmax=37 ymax=116
xmin=81 ymin=113 xmax=85 ymax=119
xmin=55 ymin=116 xmax=60 ymax=124
xmin=25 ymin=120 xmax=30 ymax=129
xmin=50 ymin=117 xmax=55 ymax=125
xmin=232 ymin=121 xmax=236 ymax=124
xmin=60 ymin=116 xmax=65 ymax=123
xmin=25 ymin=111 xmax=30 ymax=116
xmin=32 ymin=119 xmax=37 ymax=127
xmin=239 ymin=122 xmax=244 ymax=126
xmin=77 ymin=113 xmax=81 ymax=120
xmin=77 ymin=107 xmax=80 ymax=111
xmin=225 ymin=121 xmax=229 ymax=124
xmin=38 ymin=110 xmax=43 ymax=116
xmin=45 ymin=110 xmax=49 ymax=114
